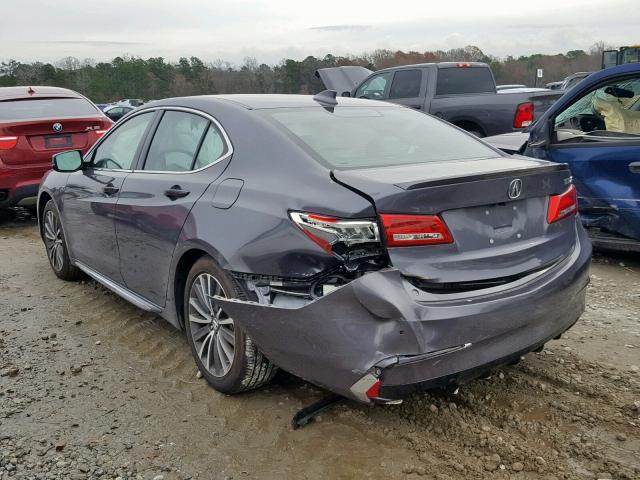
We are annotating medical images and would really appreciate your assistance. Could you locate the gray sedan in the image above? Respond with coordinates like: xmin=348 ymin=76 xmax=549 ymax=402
xmin=37 ymin=92 xmax=591 ymax=404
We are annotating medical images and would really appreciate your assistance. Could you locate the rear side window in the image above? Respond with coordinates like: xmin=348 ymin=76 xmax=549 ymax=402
xmin=0 ymin=98 xmax=99 ymax=121
xmin=91 ymin=112 xmax=154 ymax=170
xmin=389 ymin=70 xmax=422 ymax=98
xmin=144 ymin=111 xmax=209 ymax=172
xmin=194 ymin=124 xmax=228 ymax=169
xmin=436 ymin=67 xmax=495 ymax=95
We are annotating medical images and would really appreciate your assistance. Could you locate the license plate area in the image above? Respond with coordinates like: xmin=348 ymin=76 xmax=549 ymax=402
xmin=44 ymin=134 xmax=72 ymax=149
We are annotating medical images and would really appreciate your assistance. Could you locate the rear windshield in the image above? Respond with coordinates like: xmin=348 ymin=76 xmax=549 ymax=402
xmin=436 ymin=67 xmax=495 ymax=95
xmin=0 ymin=98 xmax=99 ymax=121
xmin=266 ymin=107 xmax=498 ymax=169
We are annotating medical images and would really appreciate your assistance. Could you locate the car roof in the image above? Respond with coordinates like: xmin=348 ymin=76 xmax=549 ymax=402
xmin=0 ymin=86 xmax=83 ymax=101
xmin=203 ymin=94 xmax=401 ymax=110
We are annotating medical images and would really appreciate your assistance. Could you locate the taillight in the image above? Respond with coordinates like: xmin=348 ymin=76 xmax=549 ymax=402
xmin=94 ymin=129 xmax=109 ymax=138
xmin=0 ymin=136 xmax=18 ymax=150
xmin=456 ymin=62 xmax=471 ymax=68
xmin=380 ymin=214 xmax=454 ymax=247
xmin=289 ymin=212 xmax=380 ymax=255
xmin=366 ymin=378 xmax=381 ymax=399
xmin=547 ymin=185 xmax=578 ymax=224
xmin=514 ymin=102 xmax=534 ymax=128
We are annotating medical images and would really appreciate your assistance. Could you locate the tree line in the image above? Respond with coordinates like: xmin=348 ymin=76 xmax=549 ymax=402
xmin=0 ymin=43 xmax=609 ymax=103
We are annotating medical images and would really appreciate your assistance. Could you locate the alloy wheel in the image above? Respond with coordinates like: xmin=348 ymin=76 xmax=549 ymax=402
xmin=188 ymin=273 xmax=235 ymax=377
xmin=44 ymin=210 xmax=64 ymax=272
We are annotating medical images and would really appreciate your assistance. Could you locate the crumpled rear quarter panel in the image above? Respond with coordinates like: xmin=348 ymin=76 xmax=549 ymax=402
xmin=217 ymin=223 xmax=591 ymax=401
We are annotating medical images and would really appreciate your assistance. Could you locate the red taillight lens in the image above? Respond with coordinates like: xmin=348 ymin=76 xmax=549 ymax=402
xmin=366 ymin=378 xmax=381 ymax=399
xmin=0 ymin=136 xmax=18 ymax=150
xmin=456 ymin=62 xmax=471 ymax=68
xmin=547 ymin=185 xmax=578 ymax=224
xmin=94 ymin=129 xmax=109 ymax=138
xmin=289 ymin=212 xmax=380 ymax=255
xmin=380 ymin=214 xmax=454 ymax=247
xmin=514 ymin=102 xmax=534 ymax=128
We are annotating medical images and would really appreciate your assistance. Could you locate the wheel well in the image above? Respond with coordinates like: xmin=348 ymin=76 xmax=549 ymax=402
xmin=453 ymin=121 xmax=485 ymax=137
xmin=37 ymin=192 xmax=52 ymax=236
xmin=173 ymin=249 xmax=208 ymax=329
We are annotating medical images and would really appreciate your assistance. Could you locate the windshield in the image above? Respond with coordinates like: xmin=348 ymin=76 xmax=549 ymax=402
xmin=0 ymin=98 xmax=99 ymax=121
xmin=266 ymin=107 xmax=498 ymax=169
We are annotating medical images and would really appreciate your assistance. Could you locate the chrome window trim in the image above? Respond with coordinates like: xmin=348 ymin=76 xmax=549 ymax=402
xmin=83 ymin=106 xmax=234 ymax=175
xmin=134 ymin=106 xmax=234 ymax=175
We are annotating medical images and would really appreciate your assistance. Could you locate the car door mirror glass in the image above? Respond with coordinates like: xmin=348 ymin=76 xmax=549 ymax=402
xmin=105 ymin=109 xmax=122 ymax=121
xmin=53 ymin=150 xmax=83 ymax=172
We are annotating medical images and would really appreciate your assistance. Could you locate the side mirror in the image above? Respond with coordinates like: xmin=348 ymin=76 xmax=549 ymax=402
xmin=105 ymin=111 xmax=121 ymax=121
xmin=53 ymin=150 xmax=83 ymax=172
xmin=341 ymin=91 xmax=351 ymax=97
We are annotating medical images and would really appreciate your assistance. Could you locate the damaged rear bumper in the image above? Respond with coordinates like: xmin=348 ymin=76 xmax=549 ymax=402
xmin=217 ymin=224 xmax=591 ymax=403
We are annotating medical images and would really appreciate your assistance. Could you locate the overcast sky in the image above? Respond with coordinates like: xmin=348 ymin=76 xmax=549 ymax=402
xmin=2 ymin=0 xmax=639 ymax=65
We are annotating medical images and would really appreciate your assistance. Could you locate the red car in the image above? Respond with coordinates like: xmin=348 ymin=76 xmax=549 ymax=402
xmin=0 ymin=86 xmax=112 ymax=210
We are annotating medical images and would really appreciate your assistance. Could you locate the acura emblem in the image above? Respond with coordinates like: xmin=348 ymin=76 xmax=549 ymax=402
xmin=52 ymin=122 xmax=62 ymax=132
xmin=508 ymin=178 xmax=522 ymax=199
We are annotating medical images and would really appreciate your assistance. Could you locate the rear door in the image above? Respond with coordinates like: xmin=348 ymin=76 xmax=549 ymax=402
xmin=115 ymin=108 xmax=232 ymax=306
xmin=387 ymin=69 xmax=427 ymax=110
xmin=544 ymin=72 xmax=640 ymax=240
xmin=62 ymin=110 xmax=156 ymax=282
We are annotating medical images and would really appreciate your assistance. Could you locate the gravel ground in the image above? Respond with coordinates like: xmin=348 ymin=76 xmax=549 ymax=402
xmin=1 ymin=209 xmax=639 ymax=480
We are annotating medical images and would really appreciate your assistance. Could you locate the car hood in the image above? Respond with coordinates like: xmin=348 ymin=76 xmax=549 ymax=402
xmin=484 ymin=132 xmax=530 ymax=154
xmin=315 ymin=66 xmax=373 ymax=96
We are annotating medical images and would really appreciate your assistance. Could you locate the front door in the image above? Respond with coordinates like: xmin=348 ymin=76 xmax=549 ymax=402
xmin=115 ymin=109 xmax=232 ymax=306
xmin=544 ymin=73 xmax=640 ymax=240
xmin=62 ymin=111 xmax=156 ymax=282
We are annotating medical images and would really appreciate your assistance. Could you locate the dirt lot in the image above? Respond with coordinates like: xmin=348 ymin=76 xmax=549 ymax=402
xmin=1 ymin=210 xmax=639 ymax=480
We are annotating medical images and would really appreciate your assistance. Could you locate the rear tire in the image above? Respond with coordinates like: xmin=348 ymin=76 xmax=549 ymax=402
xmin=42 ymin=201 xmax=83 ymax=281
xmin=184 ymin=256 xmax=277 ymax=394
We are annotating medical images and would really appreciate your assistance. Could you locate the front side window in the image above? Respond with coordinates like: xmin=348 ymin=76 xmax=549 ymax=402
xmin=143 ymin=111 xmax=209 ymax=172
xmin=91 ymin=111 xmax=154 ymax=170
xmin=389 ymin=70 xmax=422 ymax=98
xmin=267 ymin=107 xmax=497 ymax=169
xmin=554 ymin=75 xmax=640 ymax=144
xmin=355 ymin=72 xmax=392 ymax=100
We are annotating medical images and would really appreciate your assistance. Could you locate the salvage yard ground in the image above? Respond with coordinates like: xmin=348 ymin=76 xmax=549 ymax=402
xmin=1 ymin=210 xmax=639 ymax=480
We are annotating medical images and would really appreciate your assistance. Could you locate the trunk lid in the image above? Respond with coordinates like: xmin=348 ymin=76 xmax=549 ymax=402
xmin=332 ymin=157 xmax=576 ymax=285
xmin=315 ymin=66 xmax=373 ymax=95
xmin=0 ymin=117 xmax=107 ymax=166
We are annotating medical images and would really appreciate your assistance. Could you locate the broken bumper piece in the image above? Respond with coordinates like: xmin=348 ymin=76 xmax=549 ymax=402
xmin=216 ymin=227 xmax=591 ymax=403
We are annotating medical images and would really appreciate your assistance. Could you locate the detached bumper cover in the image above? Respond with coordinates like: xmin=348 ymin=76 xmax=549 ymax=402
xmin=217 ymin=224 xmax=591 ymax=402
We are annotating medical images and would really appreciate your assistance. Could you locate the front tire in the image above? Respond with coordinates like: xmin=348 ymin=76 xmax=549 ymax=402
xmin=42 ymin=201 xmax=83 ymax=281
xmin=184 ymin=256 xmax=276 ymax=394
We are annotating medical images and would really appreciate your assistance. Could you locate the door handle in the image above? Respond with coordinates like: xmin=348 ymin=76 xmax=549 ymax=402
xmin=164 ymin=185 xmax=190 ymax=200
xmin=630 ymin=162 xmax=640 ymax=173
xmin=103 ymin=184 xmax=119 ymax=196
